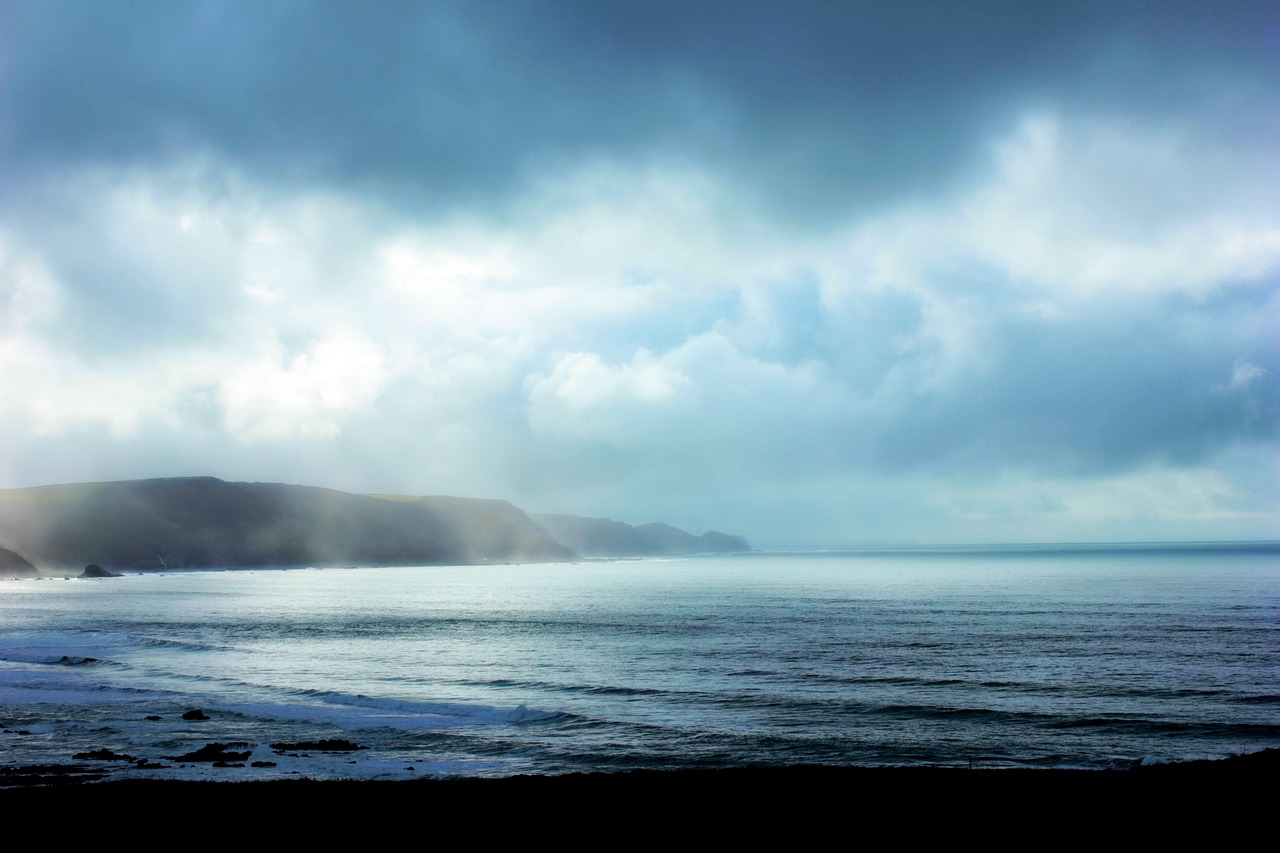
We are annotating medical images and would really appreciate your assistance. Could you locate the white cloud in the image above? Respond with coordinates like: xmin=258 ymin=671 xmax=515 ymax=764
xmin=0 ymin=332 xmax=227 ymax=439
xmin=832 ymin=113 xmax=1280 ymax=305
xmin=0 ymin=235 xmax=61 ymax=333
xmin=526 ymin=350 xmax=698 ymax=440
xmin=1221 ymin=359 xmax=1268 ymax=392
xmin=219 ymin=335 xmax=387 ymax=440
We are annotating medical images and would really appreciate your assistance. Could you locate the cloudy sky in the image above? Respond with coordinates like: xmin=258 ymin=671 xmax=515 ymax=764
xmin=1 ymin=1 xmax=1277 ymax=545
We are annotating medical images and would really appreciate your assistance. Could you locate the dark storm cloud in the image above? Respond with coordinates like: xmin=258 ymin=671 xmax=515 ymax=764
xmin=5 ymin=1 xmax=1275 ymax=214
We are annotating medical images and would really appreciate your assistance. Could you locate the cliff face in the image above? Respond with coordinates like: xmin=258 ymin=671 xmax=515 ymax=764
xmin=0 ymin=546 xmax=38 ymax=577
xmin=530 ymin=514 xmax=750 ymax=558
xmin=0 ymin=477 xmax=576 ymax=572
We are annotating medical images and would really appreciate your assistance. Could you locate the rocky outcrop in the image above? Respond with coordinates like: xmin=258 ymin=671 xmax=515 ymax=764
xmin=73 ymin=748 xmax=134 ymax=761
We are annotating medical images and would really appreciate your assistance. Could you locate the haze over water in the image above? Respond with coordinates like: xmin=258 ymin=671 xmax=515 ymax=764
xmin=3 ymin=544 xmax=1275 ymax=781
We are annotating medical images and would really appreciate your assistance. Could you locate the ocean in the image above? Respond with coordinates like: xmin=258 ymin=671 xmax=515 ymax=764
xmin=1 ymin=543 xmax=1276 ymax=781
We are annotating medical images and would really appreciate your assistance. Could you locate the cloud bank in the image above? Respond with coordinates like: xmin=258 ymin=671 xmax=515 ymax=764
xmin=1 ymin=1 xmax=1277 ymax=544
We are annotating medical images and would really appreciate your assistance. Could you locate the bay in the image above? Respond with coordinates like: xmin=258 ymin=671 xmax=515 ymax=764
xmin=1 ymin=543 xmax=1276 ymax=781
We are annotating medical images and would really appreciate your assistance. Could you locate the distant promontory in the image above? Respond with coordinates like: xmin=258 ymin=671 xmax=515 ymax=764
xmin=531 ymin=514 xmax=750 ymax=558
xmin=0 ymin=477 xmax=750 ymax=575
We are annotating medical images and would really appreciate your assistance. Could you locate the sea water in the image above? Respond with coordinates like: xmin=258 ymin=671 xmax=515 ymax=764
xmin=1 ymin=544 xmax=1276 ymax=781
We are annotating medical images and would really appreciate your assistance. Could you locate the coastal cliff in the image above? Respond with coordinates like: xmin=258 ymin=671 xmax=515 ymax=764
xmin=0 ymin=545 xmax=38 ymax=578
xmin=0 ymin=477 xmax=574 ymax=572
xmin=0 ymin=477 xmax=749 ymax=573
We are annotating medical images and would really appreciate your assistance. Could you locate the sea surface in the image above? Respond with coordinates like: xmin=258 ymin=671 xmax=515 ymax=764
xmin=2 ymin=544 xmax=1277 ymax=781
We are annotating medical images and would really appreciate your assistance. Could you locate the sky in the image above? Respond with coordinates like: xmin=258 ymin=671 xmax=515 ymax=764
xmin=1 ymin=1 xmax=1277 ymax=546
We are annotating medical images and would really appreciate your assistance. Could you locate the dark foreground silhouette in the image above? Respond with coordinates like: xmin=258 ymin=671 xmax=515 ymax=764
xmin=2 ymin=750 xmax=1273 ymax=842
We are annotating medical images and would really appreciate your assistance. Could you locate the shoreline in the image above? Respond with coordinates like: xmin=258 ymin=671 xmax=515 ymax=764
xmin=4 ymin=747 xmax=1273 ymax=789
xmin=6 ymin=538 xmax=1278 ymax=581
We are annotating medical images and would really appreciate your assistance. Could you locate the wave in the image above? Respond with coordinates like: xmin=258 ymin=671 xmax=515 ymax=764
xmin=1047 ymin=718 xmax=1280 ymax=736
xmin=222 ymin=689 xmax=568 ymax=731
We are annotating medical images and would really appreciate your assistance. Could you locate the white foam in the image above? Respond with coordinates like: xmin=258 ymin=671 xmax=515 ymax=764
xmin=229 ymin=695 xmax=558 ymax=731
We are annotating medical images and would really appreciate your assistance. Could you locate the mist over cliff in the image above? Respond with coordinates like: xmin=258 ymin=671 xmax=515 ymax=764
xmin=0 ymin=477 xmax=748 ymax=574
xmin=0 ymin=546 xmax=38 ymax=577
xmin=0 ymin=477 xmax=572 ymax=571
